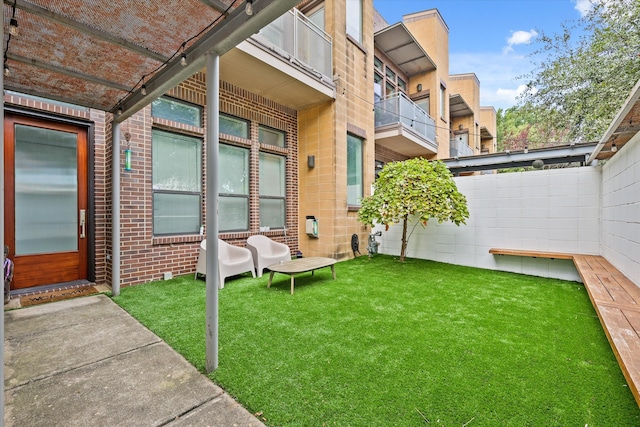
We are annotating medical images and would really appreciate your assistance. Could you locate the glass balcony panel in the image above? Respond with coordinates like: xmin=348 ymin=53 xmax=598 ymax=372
xmin=255 ymin=8 xmax=332 ymax=78
xmin=375 ymin=92 xmax=436 ymax=144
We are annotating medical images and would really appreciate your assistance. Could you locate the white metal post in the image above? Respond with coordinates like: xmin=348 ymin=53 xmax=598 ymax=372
xmin=112 ymin=122 xmax=121 ymax=296
xmin=205 ymin=52 xmax=220 ymax=372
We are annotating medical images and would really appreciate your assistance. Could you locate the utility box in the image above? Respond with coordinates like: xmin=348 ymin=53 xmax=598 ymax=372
xmin=306 ymin=215 xmax=318 ymax=238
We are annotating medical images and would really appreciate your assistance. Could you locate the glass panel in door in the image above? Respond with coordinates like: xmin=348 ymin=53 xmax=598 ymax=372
xmin=14 ymin=125 xmax=78 ymax=255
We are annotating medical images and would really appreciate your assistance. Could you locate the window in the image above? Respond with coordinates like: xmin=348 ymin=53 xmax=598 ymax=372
xmin=152 ymin=129 xmax=202 ymax=235
xmin=347 ymin=134 xmax=363 ymax=205
xmin=346 ymin=0 xmax=362 ymax=43
xmin=151 ymin=97 xmax=202 ymax=127
xmin=308 ymin=5 xmax=325 ymax=30
xmin=219 ymin=144 xmax=250 ymax=231
xmin=397 ymin=77 xmax=407 ymax=92
xmin=259 ymin=125 xmax=285 ymax=148
xmin=220 ymin=114 xmax=249 ymax=139
xmin=385 ymin=66 xmax=396 ymax=81
xmin=259 ymin=153 xmax=286 ymax=229
xmin=374 ymin=73 xmax=383 ymax=102
xmin=374 ymin=56 xmax=383 ymax=71
xmin=416 ymin=97 xmax=430 ymax=116
xmin=440 ymin=84 xmax=446 ymax=119
xmin=386 ymin=81 xmax=396 ymax=97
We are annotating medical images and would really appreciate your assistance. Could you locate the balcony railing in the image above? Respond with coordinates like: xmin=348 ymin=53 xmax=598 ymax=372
xmin=450 ymin=137 xmax=474 ymax=158
xmin=375 ymin=92 xmax=437 ymax=143
xmin=252 ymin=8 xmax=332 ymax=78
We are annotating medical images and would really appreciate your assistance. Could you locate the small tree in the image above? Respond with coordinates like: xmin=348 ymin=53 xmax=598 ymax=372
xmin=358 ymin=159 xmax=469 ymax=262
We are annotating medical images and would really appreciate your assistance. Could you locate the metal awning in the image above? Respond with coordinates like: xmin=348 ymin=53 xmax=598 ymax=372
xmin=443 ymin=142 xmax=598 ymax=174
xmin=449 ymin=93 xmax=473 ymax=118
xmin=374 ymin=23 xmax=436 ymax=76
xmin=2 ymin=0 xmax=299 ymax=122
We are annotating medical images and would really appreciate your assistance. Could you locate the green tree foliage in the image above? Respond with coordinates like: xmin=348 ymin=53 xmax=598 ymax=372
xmin=357 ymin=159 xmax=469 ymax=262
xmin=497 ymin=105 xmax=571 ymax=151
xmin=520 ymin=0 xmax=640 ymax=142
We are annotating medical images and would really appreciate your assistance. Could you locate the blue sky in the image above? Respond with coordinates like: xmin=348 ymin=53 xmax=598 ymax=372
xmin=374 ymin=0 xmax=593 ymax=110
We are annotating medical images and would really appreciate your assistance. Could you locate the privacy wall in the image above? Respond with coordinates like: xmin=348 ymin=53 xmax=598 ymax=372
xmin=377 ymin=167 xmax=602 ymax=282
xmin=601 ymin=132 xmax=640 ymax=283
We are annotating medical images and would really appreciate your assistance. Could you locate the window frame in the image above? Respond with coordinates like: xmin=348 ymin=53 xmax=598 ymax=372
xmin=346 ymin=0 xmax=363 ymax=43
xmin=347 ymin=133 xmax=364 ymax=206
xmin=259 ymin=152 xmax=287 ymax=229
xmin=151 ymin=96 xmax=203 ymax=128
xmin=151 ymin=128 xmax=203 ymax=236
xmin=258 ymin=124 xmax=286 ymax=148
xmin=219 ymin=143 xmax=250 ymax=232
xmin=220 ymin=113 xmax=250 ymax=139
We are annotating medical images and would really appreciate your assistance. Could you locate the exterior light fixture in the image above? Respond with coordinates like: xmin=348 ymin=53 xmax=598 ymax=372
xmin=3 ymin=63 xmax=9 ymax=77
xmin=611 ymin=143 xmax=617 ymax=152
xmin=9 ymin=18 xmax=18 ymax=36
xmin=524 ymin=145 xmax=528 ymax=154
xmin=141 ymin=84 xmax=147 ymax=96
xmin=180 ymin=53 xmax=187 ymax=66
xmin=245 ymin=0 xmax=254 ymax=16
xmin=417 ymin=83 xmax=422 ymax=92
xmin=124 ymin=132 xmax=132 ymax=171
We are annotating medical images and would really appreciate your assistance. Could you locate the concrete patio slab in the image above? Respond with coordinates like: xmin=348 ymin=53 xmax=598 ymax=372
xmin=4 ymin=294 xmax=265 ymax=427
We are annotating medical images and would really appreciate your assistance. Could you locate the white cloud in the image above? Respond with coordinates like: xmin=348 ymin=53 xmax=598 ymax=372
xmin=574 ymin=0 xmax=594 ymax=16
xmin=450 ymin=52 xmax=534 ymax=110
xmin=493 ymin=85 xmax=529 ymax=107
xmin=503 ymin=29 xmax=539 ymax=54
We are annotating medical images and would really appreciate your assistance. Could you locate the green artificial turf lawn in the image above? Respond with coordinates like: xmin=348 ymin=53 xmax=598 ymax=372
xmin=113 ymin=255 xmax=640 ymax=426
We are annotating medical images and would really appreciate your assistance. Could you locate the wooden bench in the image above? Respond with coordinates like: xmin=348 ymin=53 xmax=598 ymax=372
xmin=490 ymin=248 xmax=640 ymax=407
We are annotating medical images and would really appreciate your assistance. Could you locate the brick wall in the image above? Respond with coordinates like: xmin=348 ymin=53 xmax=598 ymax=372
xmin=5 ymin=73 xmax=299 ymax=289
xmin=112 ymin=73 xmax=299 ymax=287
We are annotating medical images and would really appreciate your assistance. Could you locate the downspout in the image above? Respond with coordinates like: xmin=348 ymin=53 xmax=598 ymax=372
xmin=112 ymin=122 xmax=121 ymax=296
xmin=205 ymin=53 xmax=220 ymax=372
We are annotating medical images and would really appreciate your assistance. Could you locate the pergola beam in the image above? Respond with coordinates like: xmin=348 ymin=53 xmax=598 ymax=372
xmin=114 ymin=0 xmax=300 ymax=122
xmin=7 ymin=0 xmax=170 ymax=63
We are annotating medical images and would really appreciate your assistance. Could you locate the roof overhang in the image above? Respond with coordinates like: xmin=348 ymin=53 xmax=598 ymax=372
xmin=443 ymin=142 xmax=598 ymax=174
xmin=2 ymin=0 xmax=300 ymax=122
xmin=375 ymin=123 xmax=438 ymax=157
xmin=220 ymin=38 xmax=335 ymax=110
xmin=449 ymin=94 xmax=473 ymax=118
xmin=588 ymin=79 xmax=640 ymax=163
xmin=480 ymin=126 xmax=493 ymax=140
xmin=374 ymin=23 xmax=436 ymax=76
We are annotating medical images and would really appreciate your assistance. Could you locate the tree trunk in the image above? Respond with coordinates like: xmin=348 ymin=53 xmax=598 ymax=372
xmin=400 ymin=215 xmax=408 ymax=262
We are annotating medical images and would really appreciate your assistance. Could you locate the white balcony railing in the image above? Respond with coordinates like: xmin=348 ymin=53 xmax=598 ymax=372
xmin=253 ymin=8 xmax=332 ymax=78
xmin=450 ymin=137 xmax=474 ymax=158
xmin=375 ymin=92 xmax=437 ymax=143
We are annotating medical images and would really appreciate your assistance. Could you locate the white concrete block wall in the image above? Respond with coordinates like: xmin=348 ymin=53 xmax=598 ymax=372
xmin=376 ymin=167 xmax=602 ymax=282
xmin=601 ymin=133 xmax=640 ymax=285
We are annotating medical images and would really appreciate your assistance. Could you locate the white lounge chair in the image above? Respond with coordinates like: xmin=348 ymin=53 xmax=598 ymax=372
xmin=194 ymin=239 xmax=255 ymax=288
xmin=246 ymin=235 xmax=291 ymax=278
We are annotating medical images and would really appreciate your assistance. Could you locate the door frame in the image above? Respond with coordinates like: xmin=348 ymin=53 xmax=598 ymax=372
xmin=4 ymin=106 xmax=96 ymax=286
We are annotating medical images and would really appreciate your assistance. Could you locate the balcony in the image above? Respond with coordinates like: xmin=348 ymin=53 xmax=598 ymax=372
xmin=220 ymin=8 xmax=335 ymax=110
xmin=450 ymin=137 xmax=474 ymax=158
xmin=374 ymin=92 xmax=438 ymax=157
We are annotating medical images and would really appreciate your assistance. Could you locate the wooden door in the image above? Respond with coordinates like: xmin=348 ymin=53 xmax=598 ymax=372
xmin=4 ymin=114 xmax=89 ymax=290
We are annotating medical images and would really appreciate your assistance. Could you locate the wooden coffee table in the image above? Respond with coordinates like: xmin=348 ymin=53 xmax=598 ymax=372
xmin=267 ymin=257 xmax=337 ymax=294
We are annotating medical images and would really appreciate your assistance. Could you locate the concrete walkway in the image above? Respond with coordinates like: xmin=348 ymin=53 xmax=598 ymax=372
xmin=4 ymin=294 xmax=265 ymax=427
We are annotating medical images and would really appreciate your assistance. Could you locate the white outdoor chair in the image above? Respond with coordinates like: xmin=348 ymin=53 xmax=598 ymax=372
xmin=194 ymin=239 xmax=255 ymax=288
xmin=246 ymin=235 xmax=291 ymax=278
